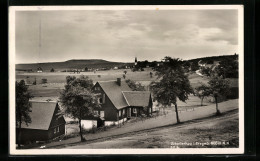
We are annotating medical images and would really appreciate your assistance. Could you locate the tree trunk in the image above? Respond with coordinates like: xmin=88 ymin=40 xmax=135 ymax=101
xmin=174 ymin=104 xmax=180 ymax=123
xmin=78 ymin=119 xmax=84 ymax=141
xmin=215 ymin=96 xmax=220 ymax=115
xmin=201 ymin=97 xmax=204 ymax=106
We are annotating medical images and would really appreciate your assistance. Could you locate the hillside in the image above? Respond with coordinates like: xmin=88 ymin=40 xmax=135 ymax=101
xmin=16 ymin=59 xmax=134 ymax=72
xmin=16 ymin=54 xmax=238 ymax=72
xmin=187 ymin=54 xmax=238 ymax=64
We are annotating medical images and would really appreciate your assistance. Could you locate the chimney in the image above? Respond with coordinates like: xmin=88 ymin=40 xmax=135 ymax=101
xmin=117 ymin=78 xmax=121 ymax=86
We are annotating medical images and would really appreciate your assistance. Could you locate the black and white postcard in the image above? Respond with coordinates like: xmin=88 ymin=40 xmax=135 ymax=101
xmin=9 ymin=5 xmax=244 ymax=155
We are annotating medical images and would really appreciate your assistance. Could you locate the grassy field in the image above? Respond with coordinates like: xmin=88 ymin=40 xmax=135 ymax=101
xmin=16 ymin=68 xmax=238 ymax=98
xmin=16 ymin=68 xmax=155 ymax=83
xmin=62 ymin=110 xmax=239 ymax=149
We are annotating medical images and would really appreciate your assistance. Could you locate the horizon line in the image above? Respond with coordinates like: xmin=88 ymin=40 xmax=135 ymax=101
xmin=16 ymin=54 xmax=238 ymax=65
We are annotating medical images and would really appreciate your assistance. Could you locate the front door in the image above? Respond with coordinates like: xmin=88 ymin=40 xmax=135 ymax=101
xmin=97 ymin=118 xmax=105 ymax=128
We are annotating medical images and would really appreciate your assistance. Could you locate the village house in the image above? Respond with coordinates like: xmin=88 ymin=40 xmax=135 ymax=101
xmin=16 ymin=101 xmax=66 ymax=144
xmin=37 ymin=67 xmax=43 ymax=72
xmin=81 ymin=78 xmax=153 ymax=128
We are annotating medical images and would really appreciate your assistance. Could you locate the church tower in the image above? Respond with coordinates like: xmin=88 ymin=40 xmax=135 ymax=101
xmin=134 ymin=57 xmax=137 ymax=66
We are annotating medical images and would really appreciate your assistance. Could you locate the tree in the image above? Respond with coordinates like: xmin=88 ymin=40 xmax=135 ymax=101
xmin=215 ymin=58 xmax=238 ymax=78
xmin=125 ymin=79 xmax=146 ymax=91
xmin=150 ymin=57 xmax=193 ymax=123
xmin=33 ymin=78 xmax=36 ymax=85
xmin=200 ymin=66 xmax=212 ymax=77
xmin=50 ymin=68 xmax=55 ymax=72
xmin=194 ymin=82 xmax=211 ymax=106
xmin=59 ymin=76 xmax=100 ymax=141
xmin=208 ymin=75 xmax=230 ymax=115
xmin=207 ymin=60 xmax=214 ymax=64
xmin=16 ymin=80 xmax=33 ymax=147
xmin=150 ymin=72 xmax=153 ymax=78
xmin=191 ymin=61 xmax=199 ymax=71
xmin=182 ymin=61 xmax=191 ymax=72
xmin=150 ymin=61 xmax=158 ymax=68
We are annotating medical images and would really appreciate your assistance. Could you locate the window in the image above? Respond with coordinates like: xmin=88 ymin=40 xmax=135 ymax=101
xmin=100 ymin=111 xmax=105 ymax=117
xmin=95 ymin=87 xmax=100 ymax=91
xmin=122 ymin=109 xmax=125 ymax=115
xmin=133 ymin=108 xmax=137 ymax=113
xmin=57 ymin=126 xmax=59 ymax=133
xmin=99 ymin=98 xmax=103 ymax=104
xmin=54 ymin=128 xmax=56 ymax=134
xmin=118 ymin=110 xmax=121 ymax=117
xmin=98 ymin=94 xmax=105 ymax=104
xmin=94 ymin=110 xmax=99 ymax=115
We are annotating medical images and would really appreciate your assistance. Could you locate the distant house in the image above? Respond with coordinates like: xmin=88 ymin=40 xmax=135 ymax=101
xmin=37 ymin=67 xmax=43 ymax=73
xmin=198 ymin=60 xmax=206 ymax=67
xmin=82 ymin=78 xmax=153 ymax=128
xmin=16 ymin=101 xmax=66 ymax=144
xmin=157 ymin=62 xmax=163 ymax=67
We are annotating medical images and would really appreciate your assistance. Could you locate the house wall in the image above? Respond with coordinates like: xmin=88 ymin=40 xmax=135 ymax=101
xmin=48 ymin=104 xmax=66 ymax=139
xmin=48 ymin=125 xmax=65 ymax=140
xmin=81 ymin=120 xmax=97 ymax=130
xmin=16 ymin=104 xmax=66 ymax=144
xmin=16 ymin=128 xmax=49 ymax=144
xmin=49 ymin=104 xmax=66 ymax=127
xmin=129 ymin=106 xmax=142 ymax=116
xmin=92 ymin=83 xmax=118 ymax=121
xmin=117 ymin=107 xmax=128 ymax=120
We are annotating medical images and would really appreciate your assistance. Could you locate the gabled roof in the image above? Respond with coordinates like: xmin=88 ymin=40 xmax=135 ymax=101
xmin=97 ymin=81 xmax=132 ymax=110
xmin=122 ymin=91 xmax=151 ymax=107
xmin=21 ymin=102 xmax=59 ymax=130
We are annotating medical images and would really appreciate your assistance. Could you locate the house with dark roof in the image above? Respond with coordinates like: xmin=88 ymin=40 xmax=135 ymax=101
xmin=16 ymin=101 xmax=66 ymax=144
xmin=37 ymin=67 xmax=43 ymax=72
xmin=82 ymin=78 xmax=153 ymax=127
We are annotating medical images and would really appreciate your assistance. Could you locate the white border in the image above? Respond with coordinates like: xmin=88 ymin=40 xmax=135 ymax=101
xmin=9 ymin=5 xmax=244 ymax=155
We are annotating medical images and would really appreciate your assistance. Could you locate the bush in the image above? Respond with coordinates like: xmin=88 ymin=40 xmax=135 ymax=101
xmin=132 ymin=68 xmax=137 ymax=72
xmin=41 ymin=78 xmax=47 ymax=84
xmin=226 ymin=87 xmax=239 ymax=99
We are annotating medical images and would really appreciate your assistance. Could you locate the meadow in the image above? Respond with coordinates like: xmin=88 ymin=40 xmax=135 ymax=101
xmin=16 ymin=68 xmax=238 ymax=98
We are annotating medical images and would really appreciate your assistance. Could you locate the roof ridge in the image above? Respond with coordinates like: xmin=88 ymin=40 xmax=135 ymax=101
xmin=121 ymin=92 xmax=130 ymax=106
xmin=30 ymin=101 xmax=57 ymax=103
xmin=122 ymin=91 xmax=150 ymax=93
xmin=97 ymin=80 xmax=117 ymax=82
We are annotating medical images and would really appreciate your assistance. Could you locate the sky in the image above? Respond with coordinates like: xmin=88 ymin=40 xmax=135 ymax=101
xmin=15 ymin=9 xmax=238 ymax=64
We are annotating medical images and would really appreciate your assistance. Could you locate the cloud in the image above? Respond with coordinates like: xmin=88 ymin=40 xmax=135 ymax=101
xmin=15 ymin=9 xmax=239 ymax=63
